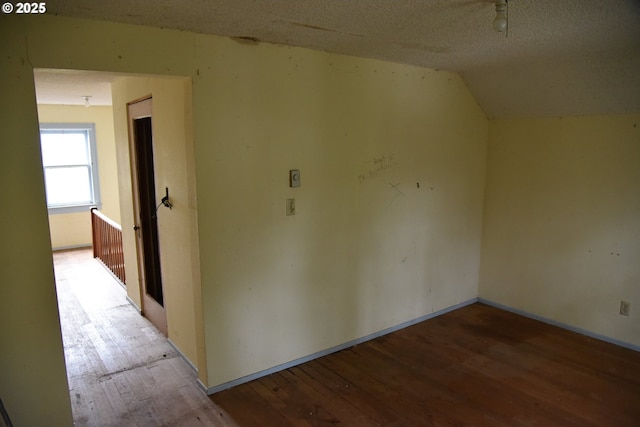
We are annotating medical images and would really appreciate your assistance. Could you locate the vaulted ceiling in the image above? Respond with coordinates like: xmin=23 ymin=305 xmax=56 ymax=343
xmin=37 ymin=0 xmax=640 ymax=118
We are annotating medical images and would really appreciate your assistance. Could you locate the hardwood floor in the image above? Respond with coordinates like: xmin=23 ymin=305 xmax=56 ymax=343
xmin=55 ymin=249 xmax=640 ymax=426
xmin=54 ymin=249 xmax=237 ymax=427
xmin=212 ymin=304 xmax=640 ymax=427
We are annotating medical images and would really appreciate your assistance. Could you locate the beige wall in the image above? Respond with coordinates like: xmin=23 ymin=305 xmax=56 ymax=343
xmin=4 ymin=13 xmax=636 ymax=427
xmin=0 ymin=16 xmax=487 ymax=419
xmin=111 ymin=76 xmax=202 ymax=375
xmin=0 ymin=19 xmax=74 ymax=426
xmin=193 ymin=37 xmax=488 ymax=388
xmin=37 ymin=104 xmax=120 ymax=249
xmin=480 ymin=114 xmax=640 ymax=346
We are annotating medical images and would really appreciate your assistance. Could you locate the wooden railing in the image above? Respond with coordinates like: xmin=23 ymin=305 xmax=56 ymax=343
xmin=91 ymin=208 xmax=126 ymax=285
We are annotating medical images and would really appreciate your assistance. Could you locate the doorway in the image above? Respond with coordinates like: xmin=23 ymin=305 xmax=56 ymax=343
xmin=28 ymin=69 xmax=204 ymax=424
xmin=127 ymin=97 xmax=167 ymax=336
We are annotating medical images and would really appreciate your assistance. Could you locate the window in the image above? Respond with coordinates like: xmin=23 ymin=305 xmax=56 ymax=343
xmin=40 ymin=123 xmax=101 ymax=214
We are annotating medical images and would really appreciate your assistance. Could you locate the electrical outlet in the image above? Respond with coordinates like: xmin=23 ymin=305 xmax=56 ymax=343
xmin=286 ymin=198 xmax=295 ymax=216
xmin=619 ymin=301 xmax=631 ymax=316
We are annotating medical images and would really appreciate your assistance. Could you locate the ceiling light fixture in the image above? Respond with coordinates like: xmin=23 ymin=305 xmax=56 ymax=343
xmin=493 ymin=0 xmax=508 ymax=33
xmin=82 ymin=96 xmax=92 ymax=108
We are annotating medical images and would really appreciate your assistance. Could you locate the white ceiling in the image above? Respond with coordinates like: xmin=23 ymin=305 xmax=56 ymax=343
xmin=34 ymin=69 xmax=120 ymax=106
xmin=36 ymin=0 xmax=640 ymax=118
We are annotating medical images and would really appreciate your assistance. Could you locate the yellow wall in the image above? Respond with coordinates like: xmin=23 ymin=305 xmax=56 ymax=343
xmin=0 ymin=16 xmax=487 ymax=418
xmin=36 ymin=104 xmax=121 ymax=249
xmin=193 ymin=37 xmax=488 ymax=388
xmin=111 ymin=76 xmax=202 ymax=376
xmin=4 ymin=13 xmax=636 ymax=427
xmin=0 ymin=19 xmax=74 ymax=426
xmin=480 ymin=114 xmax=640 ymax=346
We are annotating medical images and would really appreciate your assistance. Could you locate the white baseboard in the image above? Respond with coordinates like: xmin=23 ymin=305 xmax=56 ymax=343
xmin=203 ymin=298 xmax=478 ymax=395
xmin=52 ymin=243 xmax=92 ymax=251
xmin=168 ymin=338 xmax=198 ymax=374
xmin=197 ymin=378 xmax=209 ymax=395
xmin=126 ymin=296 xmax=142 ymax=314
xmin=126 ymin=297 xmax=199 ymax=375
xmin=478 ymin=298 xmax=640 ymax=352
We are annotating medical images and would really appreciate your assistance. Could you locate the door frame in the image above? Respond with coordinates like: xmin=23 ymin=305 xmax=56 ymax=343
xmin=126 ymin=95 xmax=168 ymax=336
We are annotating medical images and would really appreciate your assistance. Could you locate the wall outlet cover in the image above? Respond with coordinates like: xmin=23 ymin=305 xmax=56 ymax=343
xmin=620 ymin=300 xmax=631 ymax=316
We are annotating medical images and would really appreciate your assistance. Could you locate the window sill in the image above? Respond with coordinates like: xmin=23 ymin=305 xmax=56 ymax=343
xmin=47 ymin=203 xmax=102 ymax=215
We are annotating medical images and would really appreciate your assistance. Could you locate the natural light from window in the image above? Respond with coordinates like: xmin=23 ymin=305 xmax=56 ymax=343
xmin=40 ymin=123 xmax=101 ymax=214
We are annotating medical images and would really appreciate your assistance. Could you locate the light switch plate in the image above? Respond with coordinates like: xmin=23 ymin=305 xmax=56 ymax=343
xmin=286 ymin=198 xmax=295 ymax=216
xmin=289 ymin=169 xmax=301 ymax=187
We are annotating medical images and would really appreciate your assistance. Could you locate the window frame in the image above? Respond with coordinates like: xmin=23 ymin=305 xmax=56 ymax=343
xmin=39 ymin=123 xmax=102 ymax=215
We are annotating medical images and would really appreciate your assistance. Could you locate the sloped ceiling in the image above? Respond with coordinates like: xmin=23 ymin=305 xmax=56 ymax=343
xmin=37 ymin=0 xmax=640 ymax=118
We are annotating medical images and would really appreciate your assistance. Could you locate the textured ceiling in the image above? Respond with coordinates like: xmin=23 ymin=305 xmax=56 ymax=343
xmin=37 ymin=0 xmax=640 ymax=118
xmin=34 ymin=69 xmax=120 ymax=106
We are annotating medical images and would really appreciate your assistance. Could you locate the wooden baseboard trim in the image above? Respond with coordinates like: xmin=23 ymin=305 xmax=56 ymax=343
xmin=478 ymin=298 xmax=640 ymax=352
xmin=204 ymin=298 xmax=478 ymax=395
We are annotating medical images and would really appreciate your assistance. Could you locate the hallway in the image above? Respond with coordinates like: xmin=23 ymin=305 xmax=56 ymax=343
xmin=53 ymin=249 xmax=236 ymax=426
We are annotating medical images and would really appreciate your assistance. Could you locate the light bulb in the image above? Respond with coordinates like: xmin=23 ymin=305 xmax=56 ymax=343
xmin=493 ymin=0 xmax=508 ymax=32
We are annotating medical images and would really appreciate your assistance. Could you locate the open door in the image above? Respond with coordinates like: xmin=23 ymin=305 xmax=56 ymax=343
xmin=127 ymin=97 xmax=167 ymax=336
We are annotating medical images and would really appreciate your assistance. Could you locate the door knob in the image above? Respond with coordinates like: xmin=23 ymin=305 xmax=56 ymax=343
xmin=133 ymin=225 xmax=140 ymax=231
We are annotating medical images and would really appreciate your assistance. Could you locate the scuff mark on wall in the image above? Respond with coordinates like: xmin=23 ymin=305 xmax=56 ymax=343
xmin=358 ymin=153 xmax=398 ymax=183
xmin=387 ymin=182 xmax=404 ymax=207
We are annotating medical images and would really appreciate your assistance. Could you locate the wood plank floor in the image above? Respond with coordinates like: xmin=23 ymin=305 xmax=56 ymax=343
xmin=212 ymin=304 xmax=640 ymax=427
xmin=54 ymin=248 xmax=237 ymax=427
xmin=55 ymin=249 xmax=640 ymax=426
